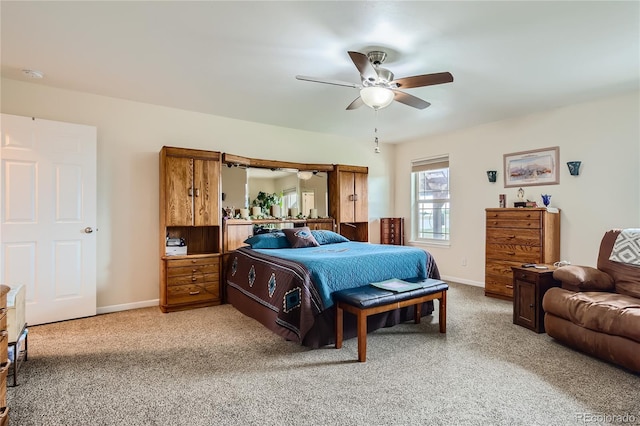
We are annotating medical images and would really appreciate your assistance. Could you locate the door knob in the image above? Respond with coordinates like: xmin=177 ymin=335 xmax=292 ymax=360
xmin=83 ymin=227 xmax=94 ymax=234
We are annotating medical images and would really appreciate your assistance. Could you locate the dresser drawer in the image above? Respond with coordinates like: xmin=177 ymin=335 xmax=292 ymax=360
xmin=0 ymin=362 xmax=7 ymax=407
xmin=486 ymin=244 xmax=541 ymax=262
xmin=166 ymin=257 xmax=220 ymax=268
xmin=167 ymin=283 xmax=219 ymax=305
xmin=167 ymin=264 xmax=219 ymax=277
xmin=0 ymin=333 xmax=6 ymax=365
xmin=486 ymin=228 xmax=541 ymax=245
xmin=485 ymin=276 xmax=514 ymax=298
xmin=168 ymin=273 xmax=220 ymax=286
xmin=486 ymin=218 xmax=542 ymax=229
xmin=486 ymin=210 xmax=542 ymax=221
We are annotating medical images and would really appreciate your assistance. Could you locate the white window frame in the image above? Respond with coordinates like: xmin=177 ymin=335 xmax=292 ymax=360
xmin=410 ymin=155 xmax=450 ymax=246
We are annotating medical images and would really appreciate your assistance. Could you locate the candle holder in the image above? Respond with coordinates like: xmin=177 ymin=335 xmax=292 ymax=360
xmin=567 ymin=161 xmax=581 ymax=176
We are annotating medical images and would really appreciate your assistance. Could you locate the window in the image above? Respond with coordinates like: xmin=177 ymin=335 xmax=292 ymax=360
xmin=282 ymin=188 xmax=298 ymax=211
xmin=411 ymin=155 xmax=450 ymax=243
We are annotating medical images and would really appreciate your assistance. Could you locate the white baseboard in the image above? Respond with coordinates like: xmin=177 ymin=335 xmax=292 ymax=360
xmin=94 ymin=278 xmax=483 ymax=315
xmin=440 ymin=275 xmax=484 ymax=288
xmin=97 ymin=299 xmax=159 ymax=315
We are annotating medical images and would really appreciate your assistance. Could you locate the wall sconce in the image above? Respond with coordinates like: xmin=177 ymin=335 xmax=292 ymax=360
xmin=567 ymin=161 xmax=581 ymax=176
xmin=486 ymin=170 xmax=497 ymax=183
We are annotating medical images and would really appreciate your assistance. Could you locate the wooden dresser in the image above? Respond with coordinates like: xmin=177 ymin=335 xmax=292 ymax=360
xmin=485 ymin=208 xmax=560 ymax=300
xmin=0 ymin=285 xmax=10 ymax=424
xmin=380 ymin=218 xmax=404 ymax=245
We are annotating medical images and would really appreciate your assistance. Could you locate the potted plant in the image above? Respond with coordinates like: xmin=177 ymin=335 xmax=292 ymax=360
xmin=251 ymin=191 xmax=282 ymax=217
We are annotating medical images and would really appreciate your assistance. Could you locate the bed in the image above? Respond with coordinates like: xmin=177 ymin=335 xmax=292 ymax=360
xmin=225 ymin=229 xmax=441 ymax=348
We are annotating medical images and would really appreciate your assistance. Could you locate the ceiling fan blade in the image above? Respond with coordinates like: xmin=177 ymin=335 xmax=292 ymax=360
xmin=392 ymin=72 xmax=454 ymax=89
xmin=296 ymin=75 xmax=359 ymax=88
xmin=347 ymin=51 xmax=378 ymax=83
xmin=393 ymin=91 xmax=431 ymax=110
xmin=346 ymin=97 xmax=364 ymax=110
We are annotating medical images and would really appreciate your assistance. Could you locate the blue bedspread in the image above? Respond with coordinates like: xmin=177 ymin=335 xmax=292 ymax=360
xmin=254 ymin=241 xmax=429 ymax=309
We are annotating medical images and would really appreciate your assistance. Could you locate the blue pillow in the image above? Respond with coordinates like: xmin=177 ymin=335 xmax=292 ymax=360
xmin=244 ymin=232 xmax=291 ymax=249
xmin=310 ymin=230 xmax=350 ymax=245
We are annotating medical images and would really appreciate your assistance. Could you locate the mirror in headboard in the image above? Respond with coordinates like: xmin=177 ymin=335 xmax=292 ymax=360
xmin=221 ymin=153 xmax=332 ymax=218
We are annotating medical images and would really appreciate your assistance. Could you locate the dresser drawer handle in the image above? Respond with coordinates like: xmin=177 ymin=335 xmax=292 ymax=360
xmin=507 ymin=252 xmax=515 ymax=256
xmin=192 ymin=269 xmax=197 ymax=272
xmin=520 ymin=273 xmax=527 ymax=279
xmin=506 ymin=284 xmax=513 ymax=289
xmin=191 ymin=260 xmax=197 ymax=264
xmin=507 ymin=235 xmax=516 ymax=239
xmin=529 ymin=304 xmax=535 ymax=308
xmin=191 ymin=277 xmax=197 ymax=282
xmin=189 ymin=291 xmax=201 ymax=296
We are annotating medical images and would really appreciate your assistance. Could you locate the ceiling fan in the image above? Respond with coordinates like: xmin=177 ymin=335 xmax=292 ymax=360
xmin=296 ymin=50 xmax=453 ymax=111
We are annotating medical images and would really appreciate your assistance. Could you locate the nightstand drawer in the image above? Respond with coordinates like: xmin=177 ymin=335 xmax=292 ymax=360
xmin=168 ymin=273 xmax=219 ymax=286
xmin=166 ymin=257 xmax=220 ymax=268
xmin=167 ymin=283 xmax=219 ymax=305
xmin=167 ymin=264 xmax=219 ymax=277
xmin=512 ymin=268 xmax=538 ymax=283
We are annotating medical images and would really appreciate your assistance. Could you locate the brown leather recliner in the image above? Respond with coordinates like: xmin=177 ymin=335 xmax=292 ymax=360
xmin=542 ymin=229 xmax=640 ymax=373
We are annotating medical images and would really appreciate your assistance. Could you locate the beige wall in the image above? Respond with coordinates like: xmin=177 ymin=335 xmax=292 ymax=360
xmin=395 ymin=91 xmax=640 ymax=286
xmin=1 ymin=78 xmax=394 ymax=311
xmin=4 ymin=77 xmax=635 ymax=309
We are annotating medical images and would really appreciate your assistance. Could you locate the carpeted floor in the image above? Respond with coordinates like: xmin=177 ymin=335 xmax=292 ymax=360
xmin=7 ymin=283 xmax=640 ymax=425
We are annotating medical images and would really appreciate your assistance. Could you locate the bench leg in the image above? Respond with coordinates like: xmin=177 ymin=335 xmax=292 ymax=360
xmin=335 ymin=304 xmax=344 ymax=349
xmin=439 ymin=291 xmax=447 ymax=333
xmin=357 ymin=310 xmax=367 ymax=362
xmin=414 ymin=302 xmax=422 ymax=324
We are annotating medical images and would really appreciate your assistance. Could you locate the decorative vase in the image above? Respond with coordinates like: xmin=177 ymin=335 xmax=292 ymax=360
xmin=309 ymin=208 xmax=318 ymax=219
xmin=289 ymin=207 xmax=299 ymax=218
xmin=239 ymin=208 xmax=249 ymax=219
xmin=541 ymin=194 xmax=551 ymax=207
xmin=270 ymin=205 xmax=281 ymax=218
xmin=251 ymin=206 xmax=261 ymax=217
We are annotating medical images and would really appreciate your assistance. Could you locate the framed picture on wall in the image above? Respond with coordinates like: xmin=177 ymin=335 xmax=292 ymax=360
xmin=503 ymin=146 xmax=559 ymax=188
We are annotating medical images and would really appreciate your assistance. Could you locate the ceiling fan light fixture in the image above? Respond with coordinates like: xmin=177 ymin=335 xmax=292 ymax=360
xmin=297 ymin=171 xmax=314 ymax=180
xmin=360 ymin=86 xmax=394 ymax=110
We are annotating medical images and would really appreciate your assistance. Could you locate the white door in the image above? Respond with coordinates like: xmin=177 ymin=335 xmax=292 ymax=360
xmin=0 ymin=114 xmax=97 ymax=325
xmin=301 ymin=191 xmax=315 ymax=217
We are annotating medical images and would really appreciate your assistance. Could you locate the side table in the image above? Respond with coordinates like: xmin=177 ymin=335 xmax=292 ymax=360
xmin=511 ymin=266 xmax=561 ymax=333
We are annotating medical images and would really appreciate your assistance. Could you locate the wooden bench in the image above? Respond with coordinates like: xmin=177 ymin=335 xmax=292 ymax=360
xmin=334 ymin=278 xmax=448 ymax=362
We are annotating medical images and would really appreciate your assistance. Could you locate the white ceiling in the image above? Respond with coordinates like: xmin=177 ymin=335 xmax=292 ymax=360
xmin=2 ymin=1 xmax=639 ymax=144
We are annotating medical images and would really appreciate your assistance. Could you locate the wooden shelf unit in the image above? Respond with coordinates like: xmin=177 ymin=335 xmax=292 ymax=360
xmin=159 ymin=147 xmax=222 ymax=313
xmin=328 ymin=165 xmax=369 ymax=242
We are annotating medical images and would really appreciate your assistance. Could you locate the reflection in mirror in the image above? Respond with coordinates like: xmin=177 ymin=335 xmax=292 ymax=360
xmin=221 ymin=165 xmax=248 ymax=214
xmin=246 ymin=168 xmax=328 ymax=218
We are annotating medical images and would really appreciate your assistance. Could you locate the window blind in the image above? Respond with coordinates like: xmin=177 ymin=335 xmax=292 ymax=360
xmin=411 ymin=155 xmax=449 ymax=173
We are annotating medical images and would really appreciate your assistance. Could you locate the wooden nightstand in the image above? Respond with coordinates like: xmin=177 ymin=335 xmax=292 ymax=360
xmin=511 ymin=266 xmax=561 ymax=333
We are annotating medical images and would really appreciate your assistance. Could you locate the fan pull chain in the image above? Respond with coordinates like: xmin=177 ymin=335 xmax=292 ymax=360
xmin=374 ymin=109 xmax=380 ymax=154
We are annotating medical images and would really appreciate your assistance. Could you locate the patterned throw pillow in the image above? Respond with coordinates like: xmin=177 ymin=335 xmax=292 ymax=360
xmin=243 ymin=232 xmax=291 ymax=249
xmin=283 ymin=227 xmax=320 ymax=248
xmin=310 ymin=230 xmax=349 ymax=245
